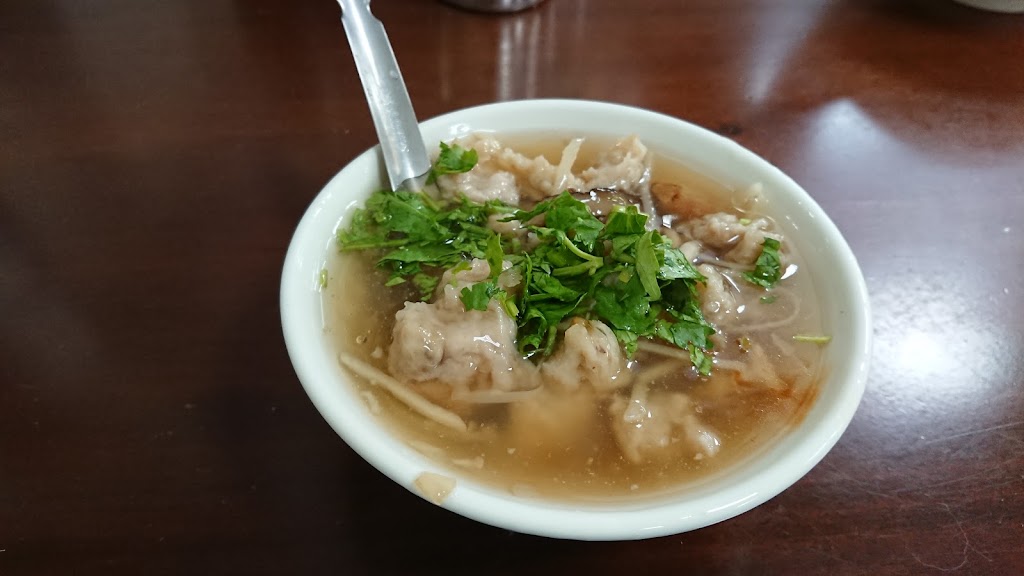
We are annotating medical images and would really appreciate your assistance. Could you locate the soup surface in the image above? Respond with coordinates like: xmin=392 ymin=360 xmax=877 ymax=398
xmin=323 ymin=133 xmax=824 ymax=502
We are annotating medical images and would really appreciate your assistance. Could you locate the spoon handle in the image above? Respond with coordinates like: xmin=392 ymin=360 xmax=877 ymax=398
xmin=338 ymin=0 xmax=431 ymax=192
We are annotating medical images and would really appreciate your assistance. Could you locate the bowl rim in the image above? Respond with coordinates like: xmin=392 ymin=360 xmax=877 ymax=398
xmin=281 ymin=98 xmax=872 ymax=540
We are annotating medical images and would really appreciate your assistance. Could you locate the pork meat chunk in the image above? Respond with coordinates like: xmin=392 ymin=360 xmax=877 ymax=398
xmin=507 ymin=386 xmax=598 ymax=457
xmin=437 ymin=170 xmax=520 ymax=206
xmin=434 ymin=134 xmax=520 ymax=205
xmin=609 ymin=388 xmax=721 ymax=464
xmin=580 ymin=135 xmax=649 ymax=194
xmin=491 ymin=137 xmax=583 ymax=200
xmin=436 ymin=134 xmax=585 ymax=203
xmin=696 ymin=263 xmax=737 ymax=325
xmin=679 ymin=212 xmax=782 ymax=265
xmin=388 ymin=259 xmax=536 ymax=394
xmin=540 ymin=318 xmax=626 ymax=393
xmin=650 ymin=182 xmax=714 ymax=221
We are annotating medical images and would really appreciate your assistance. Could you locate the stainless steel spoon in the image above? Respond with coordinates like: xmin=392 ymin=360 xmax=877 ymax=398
xmin=337 ymin=0 xmax=431 ymax=192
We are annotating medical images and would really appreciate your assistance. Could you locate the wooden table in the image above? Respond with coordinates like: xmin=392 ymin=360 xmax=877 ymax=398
xmin=3 ymin=1 xmax=1022 ymax=573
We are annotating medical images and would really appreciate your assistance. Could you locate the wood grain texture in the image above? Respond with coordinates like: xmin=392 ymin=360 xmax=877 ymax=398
xmin=2 ymin=0 xmax=1022 ymax=574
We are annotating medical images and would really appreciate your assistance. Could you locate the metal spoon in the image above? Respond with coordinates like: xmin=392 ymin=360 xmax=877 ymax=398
xmin=337 ymin=0 xmax=431 ymax=192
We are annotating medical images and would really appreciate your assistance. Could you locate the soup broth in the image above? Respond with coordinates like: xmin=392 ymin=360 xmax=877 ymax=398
xmin=323 ymin=133 xmax=823 ymax=502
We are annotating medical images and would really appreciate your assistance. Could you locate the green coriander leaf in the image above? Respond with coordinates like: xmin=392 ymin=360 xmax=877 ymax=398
xmin=609 ymin=234 xmax=641 ymax=261
xmin=635 ymin=231 xmax=662 ymax=301
xmin=690 ymin=345 xmax=712 ymax=376
xmin=539 ymin=297 xmax=585 ymax=326
xmin=549 ymin=232 xmax=603 ymax=277
xmin=427 ymin=142 xmax=478 ymax=185
xmin=552 ymin=261 xmax=599 ymax=277
xmin=516 ymin=295 xmax=584 ymax=357
xmin=530 ymin=272 xmax=580 ymax=301
xmin=538 ymin=296 xmax=585 ymax=351
xmin=760 ymin=294 xmax=777 ymax=304
xmin=460 ymin=281 xmax=497 ymax=311
xmin=507 ymin=193 xmax=563 ymax=223
xmin=379 ymin=192 xmax=444 ymax=238
xmin=743 ymin=237 xmax=783 ymax=289
xmin=516 ymin=306 xmax=547 ymax=355
xmin=336 ymin=207 xmax=392 ymax=250
xmin=337 ymin=191 xmax=447 ymax=251
xmin=540 ymin=326 xmax=559 ymax=356
xmin=318 ymin=268 xmax=329 ymax=289
xmin=484 ymin=232 xmax=504 ymax=280
xmin=515 ymin=193 xmax=604 ymax=250
xmin=497 ymin=292 xmax=519 ymax=318
xmin=655 ymin=317 xmax=712 ymax=351
xmin=445 ymin=260 xmax=472 ymax=281
xmin=379 ymin=244 xmax=461 ymax=264
xmin=545 ymin=193 xmax=604 ymax=249
xmin=613 ymin=329 xmax=640 ymax=358
xmin=659 ymin=245 xmax=703 ymax=281
xmin=384 ymin=263 xmax=417 ymax=289
xmin=412 ymin=273 xmax=439 ymax=300
xmin=604 ymin=206 xmax=648 ymax=235
xmin=555 ymin=230 xmax=601 ymax=262
xmin=660 ymin=280 xmax=700 ymax=312
xmin=594 ymin=276 xmax=658 ymax=334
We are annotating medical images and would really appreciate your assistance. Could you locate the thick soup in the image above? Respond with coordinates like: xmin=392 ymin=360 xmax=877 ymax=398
xmin=323 ymin=133 xmax=824 ymax=502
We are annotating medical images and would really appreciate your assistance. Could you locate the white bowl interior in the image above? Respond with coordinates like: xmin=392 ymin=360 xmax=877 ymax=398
xmin=281 ymin=99 xmax=871 ymax=540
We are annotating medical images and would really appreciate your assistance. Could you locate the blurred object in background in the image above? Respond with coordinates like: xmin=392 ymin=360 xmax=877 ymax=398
xmin=436 ymin=0 xmax=565 ymax=102
xmin=953 ymin=0 xmax=1024 ymax=12
xmin=442 ymin=0 xmax=546 ymax=13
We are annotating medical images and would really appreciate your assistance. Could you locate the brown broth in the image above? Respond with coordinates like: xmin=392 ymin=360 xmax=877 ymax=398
xmin=322 ymin=135 xmax=824 ymax=502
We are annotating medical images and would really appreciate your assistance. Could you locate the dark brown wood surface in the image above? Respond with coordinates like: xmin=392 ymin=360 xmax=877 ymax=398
xmin=3 ymin=1 xmax=1023 ymax=574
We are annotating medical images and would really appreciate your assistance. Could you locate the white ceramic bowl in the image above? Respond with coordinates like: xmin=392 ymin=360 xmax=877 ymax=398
xmin=281 ymin=99 xmax=871 ymax=540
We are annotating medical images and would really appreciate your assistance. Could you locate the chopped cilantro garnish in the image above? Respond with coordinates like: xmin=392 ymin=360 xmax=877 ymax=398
xmin=412 ymin=273 xmax=439 ymax=298
xmin=460 ymin=281 xmax=499 ymax=311
xmin=635 ymin=231 xmax=662 ymax=301
xmin=426 ymin=142 xmax=478 ymax=185
xmin=760 ymin=294 xmax=777 ymax=304
xmin=337 ymin=189 xmax=509 ymax=301
xmin=743 ymin=237 xmax=783 ymax=289
xmin=318 ymin=268 xmax=329 ymax=289
xmin=459 ymin=233 xmax=513 ymax=312
xmin=337 ymin=189 xmax=716 ymax=372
